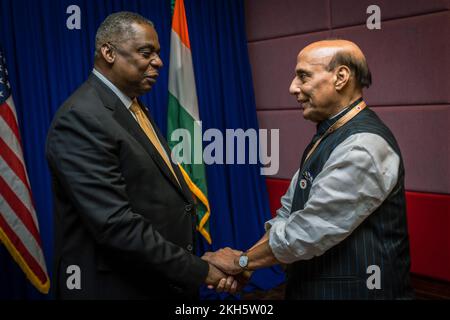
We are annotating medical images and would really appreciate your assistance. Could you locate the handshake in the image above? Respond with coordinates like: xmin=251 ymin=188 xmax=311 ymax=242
xmin=201 ymin=247 xmax=253 ymax=295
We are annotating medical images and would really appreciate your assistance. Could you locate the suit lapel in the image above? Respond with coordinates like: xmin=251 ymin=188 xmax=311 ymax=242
xmin=114 ymin=100 xmax=192 ymax=200
xmin=142 ymin=103 xmax=194 ymax=201
xmin=87 ymin=74 xmax=193 ymax=202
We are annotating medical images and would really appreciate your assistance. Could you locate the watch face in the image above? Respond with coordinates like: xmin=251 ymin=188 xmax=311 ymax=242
xmin=239 ymin=255 xmax=248 ymax=268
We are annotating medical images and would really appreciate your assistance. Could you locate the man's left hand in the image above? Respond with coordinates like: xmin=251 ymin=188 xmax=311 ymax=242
xmin=202 ymin=247 xmax=243 ymax=275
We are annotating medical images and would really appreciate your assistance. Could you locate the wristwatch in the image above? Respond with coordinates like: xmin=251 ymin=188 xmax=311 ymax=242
xmin=238 ymin=253 xmax=249 ymax=269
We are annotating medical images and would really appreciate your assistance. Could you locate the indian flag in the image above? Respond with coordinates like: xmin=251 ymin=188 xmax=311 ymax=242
xmin=167 ymin=0 xmax=211 ymax=244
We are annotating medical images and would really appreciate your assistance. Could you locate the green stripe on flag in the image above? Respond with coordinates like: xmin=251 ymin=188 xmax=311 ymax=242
xmin=167 ymin=93 xmax=210 ymax=241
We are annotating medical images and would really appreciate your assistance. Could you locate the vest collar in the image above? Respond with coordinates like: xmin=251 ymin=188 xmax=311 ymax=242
xmin=316 ymin=97 xmax=363 ymax=136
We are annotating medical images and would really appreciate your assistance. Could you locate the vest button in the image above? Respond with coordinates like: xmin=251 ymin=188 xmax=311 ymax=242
xmin=185 ymin=204 xmax=193 ymax=213
xmin=187 ymin=244 xmax=193 ymax=252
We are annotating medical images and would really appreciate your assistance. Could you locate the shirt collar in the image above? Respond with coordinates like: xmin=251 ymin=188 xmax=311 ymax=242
xmin=92 ymin=68 xmax=133 ymax=110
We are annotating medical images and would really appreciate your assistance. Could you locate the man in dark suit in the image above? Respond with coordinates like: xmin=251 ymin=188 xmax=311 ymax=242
xmin=46 ymin=11 xmax=234 ymax=299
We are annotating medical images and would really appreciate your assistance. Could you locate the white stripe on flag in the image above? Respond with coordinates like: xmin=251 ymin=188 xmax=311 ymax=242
xmin=0 ymin=193 xmax=47 ymax=271
xmin=6 ymin=97 xmax=19 ymax=123
xmin=0 ymin=99 xmax=39 ymax=228
xmin=168 ymin=30 xmax=199 ymax=121
xmin=0 ymin=157 xmax=38 ymax=226
xmin=0 ymin=112 xmax=23 ymax=161
xmin=0 ymin=99 xmax=30 ymax=177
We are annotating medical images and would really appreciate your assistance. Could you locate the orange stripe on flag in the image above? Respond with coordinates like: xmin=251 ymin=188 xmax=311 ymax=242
xmin=172 ymin=0 xmax=191 ymax=49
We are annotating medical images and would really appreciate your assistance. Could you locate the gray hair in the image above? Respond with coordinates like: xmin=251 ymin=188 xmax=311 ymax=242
xmin=326 ymin=51 xmax=372 ymax=89
xmin=94 ymin=11 xmax=154 ymax=58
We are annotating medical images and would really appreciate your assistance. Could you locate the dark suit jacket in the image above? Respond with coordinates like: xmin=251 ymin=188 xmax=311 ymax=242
xmin=46 ymin=74 xmax=208 ymax=299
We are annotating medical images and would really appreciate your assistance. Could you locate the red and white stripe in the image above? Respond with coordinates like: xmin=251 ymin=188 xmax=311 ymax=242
xmin=0 ymin=95 xmax=50 ymax=294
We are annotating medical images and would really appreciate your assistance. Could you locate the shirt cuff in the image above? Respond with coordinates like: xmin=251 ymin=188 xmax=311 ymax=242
xmin=268 ymin=220 xmax=299 ymax=264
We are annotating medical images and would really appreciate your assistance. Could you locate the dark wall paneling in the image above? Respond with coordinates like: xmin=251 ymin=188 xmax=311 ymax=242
xmin=330 ymin=0 xmax=450 ymax=28
xmin=332 ymin=11 xmax=450 ymax=106
xmin=248 ymin=31 xmax=331 ymax=110
xmin=245 ymin=0 xmax=330 ymax=41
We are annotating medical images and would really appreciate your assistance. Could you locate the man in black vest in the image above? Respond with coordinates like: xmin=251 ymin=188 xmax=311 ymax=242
xmin=203 ymin=39 xmax=414 ymax=299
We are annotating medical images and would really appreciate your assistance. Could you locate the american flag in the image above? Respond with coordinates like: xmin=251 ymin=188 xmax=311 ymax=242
xmin=0 ymin=49 xmax=49 ymax=294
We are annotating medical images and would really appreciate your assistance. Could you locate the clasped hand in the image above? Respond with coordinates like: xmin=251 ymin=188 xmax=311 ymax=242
xmin=202 ymin=247 xmax=252 ymax=294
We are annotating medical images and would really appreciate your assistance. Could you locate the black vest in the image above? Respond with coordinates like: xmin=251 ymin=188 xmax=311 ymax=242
xmin=285 ymin=103 xmax=413 ymax=300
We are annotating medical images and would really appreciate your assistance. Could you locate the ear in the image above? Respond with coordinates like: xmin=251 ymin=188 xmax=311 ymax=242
xmin=334 ymin=65 xmax=351 ymax=91
xmin=100 ymin=43 xmax=116 ymax=64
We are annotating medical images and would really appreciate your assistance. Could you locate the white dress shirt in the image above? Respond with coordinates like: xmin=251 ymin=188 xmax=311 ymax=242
xmin=265 ymin=132 xmax=400 ymax=264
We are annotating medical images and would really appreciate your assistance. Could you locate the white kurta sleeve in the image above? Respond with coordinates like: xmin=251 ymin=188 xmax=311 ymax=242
xmin=268 ymin=133 xmax=400 ymax=264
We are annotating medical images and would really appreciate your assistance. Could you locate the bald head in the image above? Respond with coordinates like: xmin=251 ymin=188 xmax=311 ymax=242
xmin=300 ymin=39 xmax=372 ymax=88
xmin=301 ymin=40 xmax=365 ymax=61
